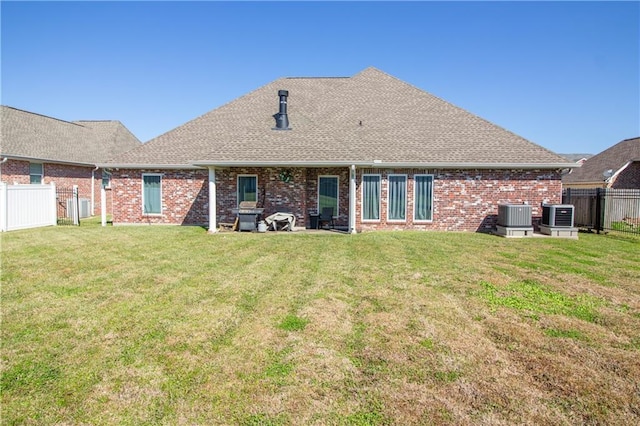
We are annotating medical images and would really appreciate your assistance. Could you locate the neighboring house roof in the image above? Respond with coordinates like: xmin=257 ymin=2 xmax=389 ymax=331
xmin=559 ymin=153 xmax=593 ymax=163
xmin=105 ymin=67 xmax=575 ymax=169
xmin=1 ymin=106 xmax=141 ymax=165
xmin=562 ymin=137 xmax=640 ymax=185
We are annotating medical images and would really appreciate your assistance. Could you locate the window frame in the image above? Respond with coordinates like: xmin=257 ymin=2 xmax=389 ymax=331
xmin=387 ymin=174 xmax=408 ymax=222
xmin=29 ymin=162 xmax=43 ymax=184
xmin=317 ymin=175 xmax=339 ymax=216
xmin=413 ymin=174 xmax=434 ymax=223
xmin=237 ymin=174 xmax=258 ymax=206
xmin=361 ymin=173 xmax=381 ymax=222
xmin=142 ymin=173 xmax=163 ymax=215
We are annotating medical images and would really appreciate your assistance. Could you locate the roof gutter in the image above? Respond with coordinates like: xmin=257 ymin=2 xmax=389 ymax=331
xmin=96 ymin=163 xmax=204 ymax=170
xmin=0 ymin=154 xmax=96 ymax=167
xmin=96 ymin=160 xmax=580 ymax=170
xmin=192 ymin=160 xmax=581 ymax=170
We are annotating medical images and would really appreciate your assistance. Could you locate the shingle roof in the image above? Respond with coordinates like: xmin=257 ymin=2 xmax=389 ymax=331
xmin=107 ymin=67 xmax=574 ymax=168
xmin=563 ymin=137 xmax=640 ymax=184
xmin=1 ymin=106 xmax=141 ymax=165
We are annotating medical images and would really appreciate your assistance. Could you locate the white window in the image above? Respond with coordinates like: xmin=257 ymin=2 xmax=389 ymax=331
xmin=362 ymin=174 xmax=381 ymax=221
xmin=142 ymin=174 xmax=162 ymax=215
xmin=414 ymin=174 xmax=434 ymax=222
xmin=387 ymin=174 xmax=407 ymax=222
xmin=237 ymin=175 xmax=258 ymax=205
xmin=30 ymin=163 xmax=43 ymax=184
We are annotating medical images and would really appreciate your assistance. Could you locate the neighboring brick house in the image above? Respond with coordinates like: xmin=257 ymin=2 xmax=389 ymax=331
xmin=1 ymin=106 xmax=141 ymax=215
xmin=102 ymin=67 xmax=576 ymax=232
xmin=563 ymin=137 xmax=640 ymax=189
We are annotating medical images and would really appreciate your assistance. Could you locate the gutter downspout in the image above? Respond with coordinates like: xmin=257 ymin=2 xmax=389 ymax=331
xmin=349 ymin=165 xmax=357 ymax=234
xmin=91 ymin=166 xmax=99 ymax=216
xmin=101 ymin=178 xmax=107 ymax=227
xmin=208 ymin=167 xmax=217 ymax=233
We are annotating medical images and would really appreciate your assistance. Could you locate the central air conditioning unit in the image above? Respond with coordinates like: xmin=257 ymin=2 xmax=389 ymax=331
xmin=541 ymin=204 xmax=574 ymax=227
xmin=495 ymin=204 xmax=534 ymax=237
xmin=497 ymin=204 xmax=532 ymax=227
xmin=66 ymin=198 xmax=91 ymax=219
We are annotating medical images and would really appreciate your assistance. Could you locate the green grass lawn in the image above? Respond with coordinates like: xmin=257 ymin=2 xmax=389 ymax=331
xmin=2 ymin=221 xmax=639 ymax=425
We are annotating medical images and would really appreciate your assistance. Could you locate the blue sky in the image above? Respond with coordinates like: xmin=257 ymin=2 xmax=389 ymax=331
xmin=2 ymin=1 xmax=638 ymax=155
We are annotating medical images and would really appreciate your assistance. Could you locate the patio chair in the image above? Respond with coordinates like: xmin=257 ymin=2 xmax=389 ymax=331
xmin=318 ymin=207 xmax=335 ymax=229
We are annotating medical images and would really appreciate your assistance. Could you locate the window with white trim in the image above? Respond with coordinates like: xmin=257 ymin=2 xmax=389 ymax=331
xmin=414 ymin=174 xmax=434 ymax=221
xmin=362 ymin=174 xmax=381 ymax=221
xmin=387 ymin=174 xmax=407 ymax=221
xmin=30 ymin=163 xmax=43 ymax=184
xmin=142 ymin=174 xmax=162 ymax=215
xmin=237 ymin=175 xmax=257 ymax=205
xmin=318 ymin=176 xmax=338 ymax=216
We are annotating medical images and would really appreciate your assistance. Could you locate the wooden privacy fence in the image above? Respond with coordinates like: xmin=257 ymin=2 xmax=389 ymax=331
xmin=563 ymin=188 xmax=640 ymax=234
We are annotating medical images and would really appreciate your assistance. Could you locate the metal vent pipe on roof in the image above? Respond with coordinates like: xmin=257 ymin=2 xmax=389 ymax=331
xmin=273 ymin=90 xmax=290 ymax=130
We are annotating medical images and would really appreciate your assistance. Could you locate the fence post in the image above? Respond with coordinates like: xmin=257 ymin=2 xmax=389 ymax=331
xmin=595 ymin=188 xmax=602 ymax=234
xmin=50 ymin=182 xmax=57 ymax=227
xmin=564 ymin=188 xmax=571 ymax=204
xmin=72 ymin=185 xmax=80 ymax=226
xmin=0 ymin=182 xmax=7 ymax=232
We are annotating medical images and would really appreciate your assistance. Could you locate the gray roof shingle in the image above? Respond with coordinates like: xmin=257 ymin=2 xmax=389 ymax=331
xmin=1 ymin=106 xmax=141 ymax=165
xmin=563 ymin=137 xmax=640 ymax=184
xmin=72 ymin=68 xmax=577 ymax=168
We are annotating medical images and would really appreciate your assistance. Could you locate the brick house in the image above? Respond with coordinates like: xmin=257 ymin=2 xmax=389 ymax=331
xmin=102 ymin=67 xmax=576 ymax=232
xmin=1 ymin=106 xmax=141 ymax=215
xmin=563 ymin=137 xmax=640 ymax=189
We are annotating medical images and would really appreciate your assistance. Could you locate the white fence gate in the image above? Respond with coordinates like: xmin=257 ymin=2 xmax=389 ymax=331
xmin=0 ymin=183 xmax=58 ymax=232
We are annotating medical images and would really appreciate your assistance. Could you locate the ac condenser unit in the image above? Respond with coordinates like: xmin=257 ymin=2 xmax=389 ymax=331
xmin=66 ymin=198 xmax=91 ymax=219
xmin=541 ymin=204 xmax=574 ymax=227
xmin=497 ymin=204 xmax=532 ymax=227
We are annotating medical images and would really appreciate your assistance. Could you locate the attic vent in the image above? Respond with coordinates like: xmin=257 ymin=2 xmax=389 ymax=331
xmin=272 ymin=90 xmax=291 ymax=130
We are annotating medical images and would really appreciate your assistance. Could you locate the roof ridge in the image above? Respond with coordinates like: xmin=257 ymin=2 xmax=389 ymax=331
xmin=285 ymin=76 xmax=349 ymax=80
xmin=75 ymin=120 xmax=119 ymax=123
xmin=1 ymin=105 xmax=86 ymax=128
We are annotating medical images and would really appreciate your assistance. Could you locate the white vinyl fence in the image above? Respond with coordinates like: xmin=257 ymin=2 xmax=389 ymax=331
xmin=0 ymin=182 xmax=58 ymax=232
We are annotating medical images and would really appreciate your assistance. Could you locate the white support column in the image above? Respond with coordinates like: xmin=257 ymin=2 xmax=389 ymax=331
xmin=349 ymin=165 xmax=357 ymax=234
xmin=72 ymin=185 xmax=79 ymax=226
xmin=91 ymin=168 xmax=96 ymax=216
xmin=101 ymin=185 xmax=107 ymax=227
xmin=208 ymin=167 xmax=218 ymax=233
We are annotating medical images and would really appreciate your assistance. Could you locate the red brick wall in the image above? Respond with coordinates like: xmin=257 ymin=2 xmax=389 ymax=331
xmin=355 ymin=169 xmax=563 ymax=232
xmin=0 ymin=159 xmax=108 ymax=215
xmin=304 ymin=168 xmax=350 ymax=227
xmin=110 ymin=166 xmax=563 ymax=231
xmin=0 ymin=159 xmax=31 ymax=184
xmin=111 ymin=169 xmax=209 ymax=225
xmin=216 ymin=167 xmax=309 ymax=225
xmin=213 ymin=167 xmax=350 ymax=227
